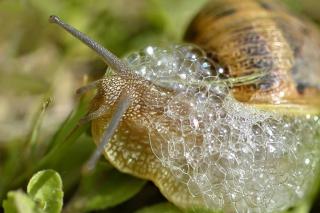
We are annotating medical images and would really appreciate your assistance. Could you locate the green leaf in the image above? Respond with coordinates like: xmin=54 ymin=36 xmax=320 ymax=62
xmin=282 ymin=202 xmax=310 ymax=213
xmin=64 ymin=164 xmax=146 ymax=212
xmin=27 ymin=170 xmax=63 ymax=213
xmin=135 ymin=202 xmax=183 ymax=213
xmin=25 ymin=97 xmax=52 ymax=159
xmin=2 ymin=190 xmax=41 ymax=213
xmin=0 ymin=140 xmax=25 ymax=201
xmin=46 ymin=94 xmax=91 ymax=152
xmin=135 ymin=203 xmax=221 ymax=213
xmin=10 ymin=95 xmax=91 ymax=190
xmin=135 ymin=202 xmax=311 ymax=213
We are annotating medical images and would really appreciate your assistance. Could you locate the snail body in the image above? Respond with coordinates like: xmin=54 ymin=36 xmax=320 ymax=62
xmin=50 ymin=0 xmax=320 ymax=212
xmin=92 ymin=46 xmax=320 ymax=213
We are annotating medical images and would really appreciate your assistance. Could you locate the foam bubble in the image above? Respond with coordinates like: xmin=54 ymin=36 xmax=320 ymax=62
xmin=124 ymin=45 xmax=320 ymax=212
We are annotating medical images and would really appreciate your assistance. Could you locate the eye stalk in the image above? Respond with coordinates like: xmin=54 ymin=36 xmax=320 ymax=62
xmin=49 ymin=15 xmax=131 ymax=74
xmin=49 ymin=15 xmax=135 ymax=172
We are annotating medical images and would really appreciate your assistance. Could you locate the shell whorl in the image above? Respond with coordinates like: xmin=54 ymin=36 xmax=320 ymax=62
xmin=185 ymin=0 xmax=320 ymax=107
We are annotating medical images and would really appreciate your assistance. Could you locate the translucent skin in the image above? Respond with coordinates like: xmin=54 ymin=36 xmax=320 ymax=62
xmin=185 ymin=0 xmax=320 ymax=107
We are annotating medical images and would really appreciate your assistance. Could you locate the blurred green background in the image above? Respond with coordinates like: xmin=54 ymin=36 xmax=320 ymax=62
xmin=0 ymin=0 xmax=208 ymax=143
xmin=0 ymin=0 xmax=320 ymax=213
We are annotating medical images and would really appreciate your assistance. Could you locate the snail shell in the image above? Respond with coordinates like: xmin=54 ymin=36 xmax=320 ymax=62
xmin=185 ymin=0 xmax=320 ymax=111
xmin=50 ymin=0 xmax=320 ymax=212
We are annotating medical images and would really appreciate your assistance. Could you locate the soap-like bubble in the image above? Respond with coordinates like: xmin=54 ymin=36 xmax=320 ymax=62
xmin=124 ymin=45 xmax=320 ymax=212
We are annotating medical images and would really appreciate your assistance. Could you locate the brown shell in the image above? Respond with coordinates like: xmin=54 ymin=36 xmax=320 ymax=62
xmin=185 ymin=0 xmax=320 ymax=111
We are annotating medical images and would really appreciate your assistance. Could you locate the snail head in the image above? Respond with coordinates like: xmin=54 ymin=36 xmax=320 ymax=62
xmin=49 ymin=15 xmax=171 ymax=171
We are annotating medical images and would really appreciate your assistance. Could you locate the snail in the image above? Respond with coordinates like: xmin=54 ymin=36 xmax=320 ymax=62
xmin=49 ymin=0 xmax=320 ymax=212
